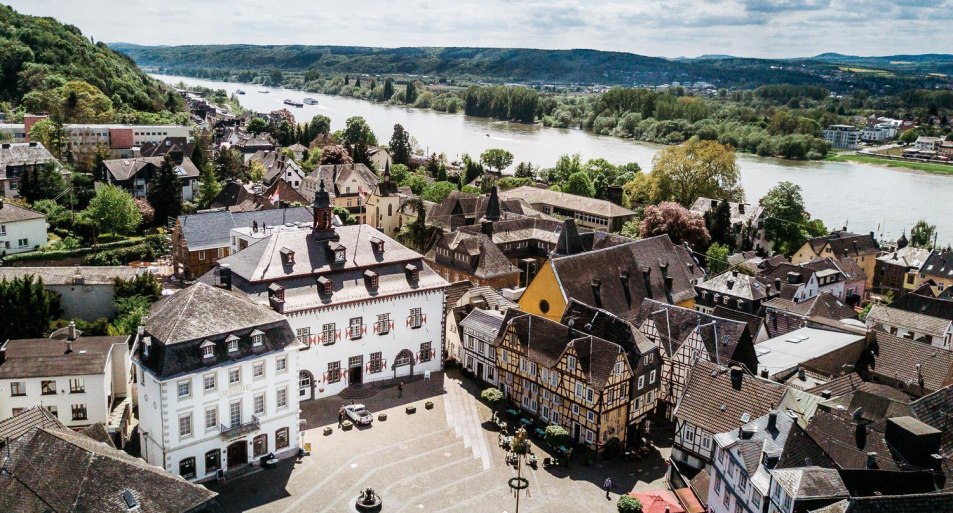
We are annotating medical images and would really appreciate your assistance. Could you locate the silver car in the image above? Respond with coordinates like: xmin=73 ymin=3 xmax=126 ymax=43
xmin=344 ymin=404 xmax=373 ymax=425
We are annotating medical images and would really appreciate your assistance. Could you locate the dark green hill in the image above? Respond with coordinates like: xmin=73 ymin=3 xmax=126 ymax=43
xmin=0 ymin=5 xmax=172 ymax=112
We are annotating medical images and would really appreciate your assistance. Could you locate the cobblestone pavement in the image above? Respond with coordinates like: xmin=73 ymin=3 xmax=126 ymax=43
xmin=207 ymin=371 xmax=672 ymax=513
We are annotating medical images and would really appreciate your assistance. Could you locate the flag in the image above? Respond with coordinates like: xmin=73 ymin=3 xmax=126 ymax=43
xmin=269 ymin=189 xmax=280 ymax=205
xmin=358 ymin=185 xmax=366 ymax=202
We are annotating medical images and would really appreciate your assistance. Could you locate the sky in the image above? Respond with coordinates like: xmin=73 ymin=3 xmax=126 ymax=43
xmin=7 ymin=0 xmax=953 ymax=58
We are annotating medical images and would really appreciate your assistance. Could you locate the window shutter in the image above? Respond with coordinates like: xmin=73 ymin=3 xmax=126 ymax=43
xmin=372 ymin=323 xmax=379 ymax=334
xmin=336 ymin=329 xmax=342 ymax=341
xmin=421 ymin=314 xmax=427 ymax=324
xmin=361 ymin=325 xmax=367 ymax=336
xmin=406 ymin=317 xmax=411 ymax=328
xmin=389 ymin=320 xmax=395 ymax=331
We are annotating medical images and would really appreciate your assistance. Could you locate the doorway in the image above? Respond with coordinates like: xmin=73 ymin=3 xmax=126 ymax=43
xmin=348 ymin=365 xmax=363 ymax=386
xmin=573 ymin=423 xmax=582 ymax=443
xmin=227 ymin=440 xmax=247 ymax=469
xmin=477 ymin=361 xmax=485 ymax=382
xmin=299 ymin=370 xmax=314 ymax=400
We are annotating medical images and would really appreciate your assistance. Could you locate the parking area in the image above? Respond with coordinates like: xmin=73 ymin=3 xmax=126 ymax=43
xmin=207 ymin=371 xmax=672 ymax=513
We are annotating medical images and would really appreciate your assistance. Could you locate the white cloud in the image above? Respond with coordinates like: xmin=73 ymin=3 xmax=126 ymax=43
xmin=6 ymin=0 xmax=953 ymax=57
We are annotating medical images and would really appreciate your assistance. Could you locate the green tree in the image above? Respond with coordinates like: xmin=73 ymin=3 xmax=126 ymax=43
xmin=544 ymin=425 xmax=569 ymax=448
xmin=426 ymin=153 xmax=440 ymax=177
xmin=343 ymin=116 xmax=377 ymax=166
xmin=545 ymin=153 xmax=583 ymax=185
xmin=389 ymin=163 xmax=410 ymax=184
xmin=421 ymin=181 xmax=457 ymax=203
xmin=649 ymin=139 xmax=743 ymax=206
xmin=214 ymin=148 xmax=243 ymax=181
xmin=109 ymin=295 xmax=151 ymax=336
xmin=147 ymin=156 xmax=183 ymax=226
xmin=480 ymin=387 xmax=503 ymax=409
xmin=196 ymin=162 xmax=222 ymax=209
xmin=497 ymin=177 xmax=533 ymax=191
xmin=85 ymin=184 xmax=142 ymax=236
xmin=114 ymin=272 xmax=161 ymax=302
xmin=396 ymin=197 xmax=441 ymax=253
xmin=247 ymin=117 xmax=268 ymax=134
xmin=461 ymin=154 xmax=485 ymax=185
xmin=248 ymin=160 xmax=266 ymax=183
xmin=760 ymin=181 xmax=813 ymax=257
xmin=617 ymin=495 xmax=643 ymax=513
xmin=309 ymin=114 xmax=332 ymax=137
xmin=389 ymin=123 xmax=413 ymax=166
xmin=479 ymin=148 xmax=514 ymax=173
xmin=514 ymin=161 xmax=538 ymax=179
xmin=0 ymin=275 xmax=61 ymax=341
xmin=382 ymin=79 xmax=395 ymax=101
xmin=401 ymin=173 xmax=430 ymax=195
xmin=405 ymin=81 xmax=418 ymax=104
xmin=910 ymin=219 xmax=936 ymax=248
xmin=620 ymin=220 xmax=640 ymax=239
xmin=17 ymin=162 xmax=65 ymax=203
xmin=704 ymin=199 xmax=735 ymax=250
xmin=706 ymin=242 xmax=730 ymax=275
xmin=639 ymin=201 xmax=711 ymax=249
xmin=27 ymin=119 xmax=67 ymax=160
xmin=564 ymin=171 xmax=596 ymax=197
xmin=899 ymin=129 xmax=920 ymax=145
xmin=332 ymin=206 xmax=357 ymax=225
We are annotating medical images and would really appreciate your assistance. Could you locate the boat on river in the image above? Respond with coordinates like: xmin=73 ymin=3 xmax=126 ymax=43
xmin=259 ymin=89 xmax=269 ymax=94
xmin=235 ymin=89 xmax=245 ymax=95
xmin=284 ymin=99 xmax=304 ymax=107
xmin=303 ymin=98 xmax=319 ymax=105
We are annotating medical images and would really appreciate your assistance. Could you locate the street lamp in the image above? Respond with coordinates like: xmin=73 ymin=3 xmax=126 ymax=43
xmin=507 ymin=426 xmax=531 ymax=513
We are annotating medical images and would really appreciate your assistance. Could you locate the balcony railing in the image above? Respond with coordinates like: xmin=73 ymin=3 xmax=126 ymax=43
xmin=220 ymin=415 xmax=260 ymax=440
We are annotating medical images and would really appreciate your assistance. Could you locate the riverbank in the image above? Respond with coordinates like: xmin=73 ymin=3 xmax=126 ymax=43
xmin=826 ymin=153 xmax=953 ymax=176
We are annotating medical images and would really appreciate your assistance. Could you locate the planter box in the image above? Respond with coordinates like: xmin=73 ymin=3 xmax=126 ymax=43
xmin=425 ymin=401 xmax=434 ymax=410
xmin=406 ymin=406 xmax=417 ymax=414
xmin=342 ymin=421 xmax=354 ymax=431
xmin=378 ymin=413 xmax=388 ymax=421
xmin=323 ymin=427 xmax=333 ymax=436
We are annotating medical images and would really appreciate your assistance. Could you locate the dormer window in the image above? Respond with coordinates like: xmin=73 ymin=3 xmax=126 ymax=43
xmin=268 ymin=283 xmax=285 ymax=302
xmin=250 ymin=329 xmax=265 ymax=347
xmin=317 ymin=275 xmax=332 ymax=295
xmin=364 ymin=270 xmax=379 ymax=290
xmin=370 ymin=237 xmax=384 ymax=253
xmin=200 ymin=339 xmax=215 ymax=359
xmin=226 ymin=334 xmax=239 ymax=353
xmin=280 ymin=247 xmax=295 ymax=265
xmin=142 ymin=336 xmax=151 ymax=357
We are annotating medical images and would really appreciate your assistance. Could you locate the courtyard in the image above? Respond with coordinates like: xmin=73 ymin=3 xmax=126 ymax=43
xmin=207 ymin=371 xmax=673 ymax=513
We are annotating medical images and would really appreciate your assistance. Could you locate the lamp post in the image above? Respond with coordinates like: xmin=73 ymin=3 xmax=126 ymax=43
xmin=507 ymin=426 xmax=530 ymax=513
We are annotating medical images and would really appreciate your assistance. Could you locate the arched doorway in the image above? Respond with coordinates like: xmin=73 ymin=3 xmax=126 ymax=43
xmin=299 ymin=370 xmax=315 ymax=401
xmin=392 ymin=349 xmax=414 ymax=379
xmin=226 ymin=440 xmax=247 ymax=470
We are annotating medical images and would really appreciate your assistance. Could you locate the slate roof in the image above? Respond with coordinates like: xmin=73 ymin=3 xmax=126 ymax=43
xmin=0 ymin=406 xmax=65 ymax=444
xmin=762 ymin=293 xmax=859 ymax=322
xmin=806 ymin=231 xmax=880 ymax=258
xmin=804 ymin=257 xmax=865 ymax=284
xmin=249 ymin=150 xmax=305 ymax=185
xmin=0 ymin=426 xmax=216 ymax=512
xmin=818 ymin=389 xmax=912 ymax=425
xmin=713 ymin=410 xmax=798 ymax=475
xmin=0 ymin=266 xmax=144 ymax=286
xmin=910 ymin=385 xmax=953 ymax=454
xmin=770 ymin=466 xmax=848 ymax=500
xmin=674 ymin=360 xmax=786 ymax=436
xmin=550 ymin=235 xmax=701 ymax=320
xmin=689 ymin=197 xmax=763 ymax=227
xmin=426 ymin=230 xmax=519 ymax=280
xmin=0 ymin=337 xmax=125 ymax=379
xmin=861 ymin=329 xmax=953 ymax=395
xmin=0 ymin=142 xmax=57 ymax=177
xmin=138 ymin=137 xmax=193 ymax=159
xmin=688 ymin=469 xmax=710 ymax=508
xmin=806 ymin=374 xmax=910 ymax=404
xmin=445 ymin=280 xmax=473 ymax=309
xmin=890 ymin=291 xmax=953 ymax=322
xmin=810 ymin=493 xmax=953 ymax=513
xmin=804 ymin=409 xmax=900 ymax=471
xmin=429 ymin=190 xmax=543 ymax=227
xmin=459 ymin=308 xmax=507 ymax=337
xmin=465 ymin=285 xmax=519 ymax=311
xmin=0 ymin=201 xmax=45 ymax=223
xmin=102 ymin=156 xmax=199 ymax=181
xmin=563 ymin=299 xmax=657 ymax=358
xmin=867 ymin=304 xmax=953 ymax=337
xmin=177 ymin=206 xmax=313 ymax=251
xmin=633 ymin=300 xmax=751 ymax=366
xmin=921 ymin=251 xmax=953 ymax=280
xmin=499 ymin=185 xmax=636 ymax=218
xmin=303 ymin=163 xmax=378 ymax=200
xmin=712 ymin=306 xmax=765 ymax=340
xmin=876 ymin=246 xmax=932 ymax=270
xmin=697 ymin=270 xmax=771 ymax=301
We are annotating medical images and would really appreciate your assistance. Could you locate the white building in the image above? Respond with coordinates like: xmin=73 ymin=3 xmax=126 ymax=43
xmin=459 ymin=308 xmax=507 ymax=386
xmin=133 ymin=283 xmax=301 ymax=482
xmin=822 ymin=125 xmax=860 ymax=150
xmin=865 ymin=303 xmax=953 ymax=349
xmin=0 ymin=118 xmax=193 ymax=147
xmin=0 ymin=198 xmax=47 ymax=255
xmin=860 ymin=122 xmax=898 ymax=142
xmin=0 ymin=328 xmax=130 ymax=434
xmin=0 ymin=266 xmax=149 ymax=320
xmin=0 ymin=141 xmax=62 ymax=199
xmin=205 ymin=180 xmax=449 ymax=400
xmin=914 ymin=136 xmax=943 ymax=152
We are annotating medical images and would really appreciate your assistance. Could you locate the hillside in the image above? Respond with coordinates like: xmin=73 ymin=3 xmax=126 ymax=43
xmin=0 ymin=5 xmax=173 ymax=115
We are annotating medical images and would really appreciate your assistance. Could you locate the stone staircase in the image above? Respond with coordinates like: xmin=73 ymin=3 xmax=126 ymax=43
xmin=338 ymin=382 xmax=380 ymax=401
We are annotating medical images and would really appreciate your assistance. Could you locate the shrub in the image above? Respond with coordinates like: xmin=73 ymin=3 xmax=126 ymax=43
xmin=617 ymin=495 xmax=643 ymax=513
xmin=481 ymin=387 xmax=504 ymax=407
xmin=544 ymin=425 xmax=569 ymax=447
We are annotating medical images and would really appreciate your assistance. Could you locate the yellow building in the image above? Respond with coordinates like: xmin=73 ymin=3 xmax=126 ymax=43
xmin=792 ymin=231 xmax=881 ymax=289
xmin=299 ymin=164 xmax=379 ymax=225
xmin=363 ymin=165 xmax=403 ymax=238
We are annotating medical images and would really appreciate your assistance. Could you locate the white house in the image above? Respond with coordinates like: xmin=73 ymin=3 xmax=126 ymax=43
xmin=0 ymin=266 xmax=148 ymax=320
xmin=0 ymin=327 xmax=130 ymax=434
xmin=0 ymin=141 xmax=62 ymax=199
xmin=204 ymin=180 xmax=449 ymax=401
xmin=865 ymin=303 xmax=953 ymax=349
xmin=133 ymin=282 xmax=301 ymax=482
xmin=459 ymin=308 xmax=507 ymax=386
xmin=0 ymin=198 xmax=47 ymax=255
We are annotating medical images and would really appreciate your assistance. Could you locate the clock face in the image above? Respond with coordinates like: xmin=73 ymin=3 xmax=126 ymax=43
xmin=335 ymin=250 xmax=346 ymax=262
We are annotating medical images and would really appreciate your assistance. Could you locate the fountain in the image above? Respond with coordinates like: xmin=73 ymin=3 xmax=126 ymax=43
xmin=354 ymin=487 xmax=383 ymax=512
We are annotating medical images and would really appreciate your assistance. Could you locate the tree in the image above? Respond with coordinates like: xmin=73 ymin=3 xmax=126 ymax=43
xmin=27 ymin=119 xmax=67 ymax=160
xmin=214 ymin=148 xmax=243 ymax=181
xmin=480 ymin=388 xmax=503 ymax=409
xmin=109 ymin=296 xmax=151 ymax=336
xmin=248 ymin=160 xmax=266 ymax=183
xmin=190 ymin=137 xmax=208 ymax=171
xmin=389 ymin=124 xmax=413 ymax=166
xmin=343 ymin=116 xmax=377 ymax=166
xmin=382 ymin=79 xmax=395 ymax=101
xmin=649 ymin=139 xmax=743 ymax=206
xmin=147 ymin=156 xmax=183 ymax=226
xmin=564 ymin=171 xmax=596 ymax=197
xmin=85 ymin=184 xmax=142 ymax=236
xmin=497 ymin=177 xmax=533 ymax=191
xmin=196 ymin=162 xmax=222 ymax=209
xmin=461 ymin=154 xmax=484 ymax=185
xmin=309 ymin=115 xmax=332 ymax=137
xmin=899 ymin=129 xmax=920 ymax=145
xmin=479 ymin=148 xmax=514 ymax=173
xmin=545 ymin=153 xmax=583 ymax=185
xmin=639 ymin=201 xmax=711 ymax=249
xmin=389 ymin=163 xmax=410 ymax=185
xmin=405 ymin=81 xmax=418 ymax=104
xmin=514 ymin=161 xmax=538 ymax=179
xmin=319 ymin=145 xmax=354 ymax=165
xmin=910 ymin=219 xmax=936 ymax=248
xmin=544 ymin=425 xmax=569 ymax=448
xmin=760 ymin=182 xmax=812 ymax=257
xmin=617 ymin=495 xmax=643 ymax=513
xmin=401 ymin=173 xmax=430 ymax=195
xmin=421 ymin=181 xmax=457 ymax=203
xmin=0 ymin=275 xmax=61 ymax=341
xmin=247 ymin=117 xmax=268 ymax=135
xmin=17 ymin=162 xmax=65 ymax=203
xmin=396 ymin=197 xmax=440 ymax=253
xmin=114 ymin=272 xmax=161 ymax=302
xmin=706 ymin=242 xmax=730 ymax=275
xmin=620 ymin=220 xmax=640 ymax=239
xmin=332 ymin=206 xmax=356 ymax=225
xmin=704 ymin=199 xmax=735 ymax=250
xmin=426 ymin=153 xmax=440 ymax=177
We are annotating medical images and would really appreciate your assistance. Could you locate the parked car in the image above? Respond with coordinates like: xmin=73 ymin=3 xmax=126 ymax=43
xmin=344 ymin=404 xmax=373 ymax=425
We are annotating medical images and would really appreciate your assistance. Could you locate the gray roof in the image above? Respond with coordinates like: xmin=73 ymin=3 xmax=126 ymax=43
xmin=771 ymin=466 xmax=848 ymax=500
xmin=0 ymin=266 xmax=145 ymax=286
xmin=697 ymin=269 xmax=770 ymax=301
xmin=302 ymin=163 xmax=378 ymax=201
xmin=755 ymin=328 xmax=866 ymax=379
xmin=0 ymin=142 xmax=57 ymax=178
xmin=0 ymin=202 xmax=45 ymax=223
xmin=102 ymin=156 xmax=199 ymax=182
xmin=460 ymin=308 xmax=506 ymax=337
xmin=499 ymin=185 xmax=636 ymax=218
xmin=177 ymin=206 xmax=313 ymax=251
xmin=464 ymin=286 xmax=520 ymax=311
xmin=0 ymin=337 xmax=126 ymax=379
xmin=876 ymin=246 xmax=932 ymax=269
xmin=866 ymin=304 xmax=953 ymax=337
xmin=690 ymin=197 xmax=763 ymax=227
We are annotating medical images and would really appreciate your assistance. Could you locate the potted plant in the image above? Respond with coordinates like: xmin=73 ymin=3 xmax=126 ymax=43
xmin=378 ymin=413 xmax=387 ymax=421
xmin=323 ymin=426 xmax=333 ymax=436
xmin=406 ymin=405 xmax=416 ymax=414
xmin=617 ymin=495 xmax=643 ymax=513
xmin=342 ymin=420 xmax=354 ymax=431
xmin=425 ymin=401 xmax=434 ymax=409
xmin=481 ymin=387 xmax=504 ymax=410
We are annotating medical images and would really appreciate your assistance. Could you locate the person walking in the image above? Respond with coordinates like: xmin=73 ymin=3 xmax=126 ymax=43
xmin=398 ymin=382 xmax=404 ymax=398
xmin=338 ymin=406 xmax=345 ymax=428
xmin=603 ymin=477 xmax=612 ymax=500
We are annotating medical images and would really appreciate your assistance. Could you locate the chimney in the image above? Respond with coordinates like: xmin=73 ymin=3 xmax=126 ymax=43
xmin=767 ymin=410 xmax=778 ymax=431
xmin=726 ymin=278 xmax=735 ymax=290
xmin=0 ymin=197 xmax=4 ymax=210
xmin=710 ymin=199 xmax=718 ymax=208
xmin=484 ymin=186 xmax=501 ymax=222
xmin=67 ymin=320 xmax=77 ymax=342
xmin=591 ymin=278 xmax=602 ymax=308
xmin=774 ymin=278 xmax=781 ymax=291
xmin=481 ymin=220 xmax=494 ymax=238
xmin=760 ymin=368 xmax=769 ymax=378
xmin=28 ymin=141 xmax=37 ymax=148
xmin=218 ymin=264 xmax=232 ymax=290
xmin=884 ymin=416 xmax=942 ymax=469
xmin=729 ymin=366 xmax=743 ymax=388
xmin=821 ymin=389 xmax=832 ymax=399
xmin=664 ymin=275 xmax=674 ymax=291
xmin=739 ymin=426 xmax=756 ymax=439
xmin=866 ymin=452 xmax=878 ymax=469
xmin=1 ymin=143 xmax=9 ymax=149
xmin=797 ymin=367 xmax=806 ymax=380
xmin=738 ymin=203 xmax=745 ymax=214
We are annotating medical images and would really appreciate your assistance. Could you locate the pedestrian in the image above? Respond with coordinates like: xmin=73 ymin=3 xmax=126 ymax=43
xmin=604 ymin=477 xmax=612 ymax=500
xmin=398 ymin=381 xmax=404 ymax=398
xmin=338 ymin=407 xmax=344 ymax=428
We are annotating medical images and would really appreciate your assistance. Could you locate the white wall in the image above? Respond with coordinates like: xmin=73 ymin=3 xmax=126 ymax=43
xmin=0 ymin=372 xmax=109 ymax=428
xmin=0 ymin=216 xmax=47 ymax=255
xmin=48 ymin=283 xmax=117 ymax=320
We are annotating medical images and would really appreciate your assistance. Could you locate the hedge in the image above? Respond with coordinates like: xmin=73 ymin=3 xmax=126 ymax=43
xmin=1 ymin=235 xmax=165 ymax=265
xmin=82 ymin=243 xmax=156 ymax=266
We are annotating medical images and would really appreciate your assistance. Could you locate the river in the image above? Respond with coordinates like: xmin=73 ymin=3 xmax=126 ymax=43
xmin=156 ymin=75 xmax=953 ymax=246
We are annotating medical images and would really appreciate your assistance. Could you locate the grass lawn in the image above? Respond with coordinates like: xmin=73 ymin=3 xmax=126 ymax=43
xmin=837 ymin=66 xmax=894 ymax=77
xmin=827 ymin=153 xmax=953 ymax=176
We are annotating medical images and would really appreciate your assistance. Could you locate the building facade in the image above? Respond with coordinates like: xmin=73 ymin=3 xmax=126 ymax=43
xmin=822 ymin=125 xmax=860 ymax=150
xmin=0 ymin=141 xmax=61 ymax=199
xmin=0 ymin=198 xmax=47 ymax=255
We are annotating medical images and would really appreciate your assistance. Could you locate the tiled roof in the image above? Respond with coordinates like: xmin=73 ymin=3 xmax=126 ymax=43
xmin=177 ymin=206 xmax=313 ymax=251
xmin=0 ymin=201 xmax=45 ymax=223
xmin=0 ymin=266 xmax=145 ymax=286
xmin=499 ymin=185 xmax=636 ymax=218
xmin=0 ymin=142 xmax=57 ymax=177
xmin=0 ymin=337 xmax=125 ymax=379
xmin=921 ymin=251 xmax=953 ymax=280
xmin=303 ymin=164 xmax=378 ymax=200
xmin=910 ymin=385 xmax=953 ymax=454
xmin=804 ymin=409 xmax=900 ymax=470
xmin=763 ymin=293 xmax=858 ymax=322
xmin=563 ymin=299 xmax=657 ymax=359
xmin=876 ymin=246 xmax=932 ymax=270
xmin=0 ymin=406 xmax=65 ymax=443
xmin=550 ymin=235 xmax=701 ymax=320
xmin=770 ymin=466 xmax=848 ymax=500
xmin=712 ymin=307 xmax=764 ymax=340
xmin=697 ymin=270 xmax=770 ymax=301
xmin=459 ymin=308 xmax=507 ymax=337
xmin=689 ymin=197 xmax=763 ymax=227
xmin=861 ymin=329 xmax=953 ymax=395
xmin=674 ymin=360 xmax=786 ymax=436
xmin=0 ymin=426 xmax=216 ymax=512
xmin=866 ymin=304 xmax=952 ymax=337
xmin=628 ymin=490 xmax=686 ymax=513
xmin=811 ymin=493 xmax=953 ymax=513
xmin=102 ymin=156 xmax=200 ymax=181
xmin=633 ymin=300 xmax=750 ymax=366
xmin=426 ymin=231 xmax=519 ymax=279
xmin=429 ymin=190 xmax=544 ymax=227
xmin=806 ymin=231 xmax=880 ymax=258
xmin=465 ymin=285 xmax=519 ymax=311
xmin=445 ymin=280 xmax=473 ymax=309
xmin=688 ymin=469 xmax=710 ymax=508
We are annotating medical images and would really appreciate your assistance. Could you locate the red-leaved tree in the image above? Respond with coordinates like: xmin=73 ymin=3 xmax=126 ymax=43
xmin=639 ymin=201 xmax=711 ymax=249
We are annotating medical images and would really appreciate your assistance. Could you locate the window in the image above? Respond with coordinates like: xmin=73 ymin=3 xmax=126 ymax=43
xmin=69 ymin=378 xmax=84 ymax=393
xmin=420 ymin=342 xmax=432 ymax=362
xmin=702 ymin=434 xmax=711 ymax=450
xmin=177 ymin=379 xmax=191 ymax=398
xmin=11 ymin=408 xmax=24 ymax=417
xmin=252 ymin=333 xmax=264 ymax=347
xmin=550 ymin=372 xmax=558 ymax=387
xmin=567 ymin=355 xmax=576 ymax=371
xmin=205 ymin=407 xmax=218 ymax=430
xmin=614 ymin=361 xmax=623 ymax=375
xmin=586 ymin=429 xmax=594 ymax=443
xmin=714 ymin=475 xmax=722 ymax=493
xmin=203 ymin=373 xmax=216 ymax=391
xmin=572 ymin=404 xmax=580 ymax=415
xmin=202 ymin=344 xmax=214 ymax=359
xmin=349 ymin=317 xmax=363 ymax=339
xmin=322 ymin=323 xmax=336 ymax=345
xmin=520 ymin=357 xmax=527 ymax=372
xmin=752 ymin=490 xmax=763 ymax=509
xmin=586 ymin=387 xmax=594 ymax=404
xmin=649 ymin=369 xmax=657 ymax=384
xmin=229 ymin=401 xmax=242 ymax=427
xmin=587 ymin=410 xmax=596 ymax=422
xmin=10 ymin=381 xmax=25 ymax=396
xmin=575 ymin=382 xmax=583 ymax=397
xmin=328 ymin=361 xmax=341 ymax=383
xmin=253 ymin=361 xmax=265 ymax=379
xmin=254 ymin=393 xmax=265 ymax=415
xmin=227 ymin=339 xmax=238 ymax=353
xmin=46 ymin=405 xmax=58 ymax=418
xmin=276 ymin=427 xmax=290 ymax=449
xmin=638 ymin=375 xmax=645 ymax=390
xmin=529 ymin=362 xmax=537 ymax=376
xmin=205 ymin=450 xmax=221 ymax=473
xmin=370 ymin=352 xmax=383 ymax=373
xmin=607 ymin=389 xmax=615 ymax=403
xmin=180 ymin=457 xmax=196 ymax=479
xmin=551 ymin=411 xmax=559 ymax=425
xmin=276 ymin=356 xmax=287 ymax=372
xmin=71 ymin=404 xmax=88 ymax=421
xmin=198 ymin=251 xmax=205 ymax=261
xmin=17 ymin=238 xmax=28 ymax=247
xmin=296 ymin=327 xmax=311 ymax=344
xmin=723 ymin=488 xmax=731 ymax=508
xmin=179 ymin=413 xmax=193 ymax=438
xmin=229 ymin=367 xmax=241 ymax=384
xmin=39 ymin=380 xmax=56 ymax=395
xmin=409 ymin=307 xmax=423 ymax=328
xmin=645 ymin=353 xmax=653 ymax=364
xmin=377 ymin=313 xmax=391 ymax=334
xmin=277 ymin=387 xmax=288 ymax=409
xmin=683 ymin=424 xmax=695 ymax=442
